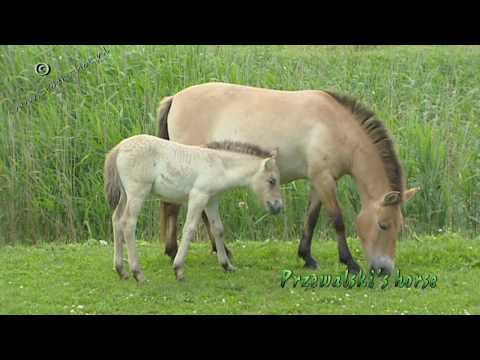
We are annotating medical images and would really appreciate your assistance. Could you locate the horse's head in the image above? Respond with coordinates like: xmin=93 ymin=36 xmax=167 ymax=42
xmin=356 ymin=188 xmax=419 ymax=275
xmin=251 ymin=148 xmax=283 ymax=215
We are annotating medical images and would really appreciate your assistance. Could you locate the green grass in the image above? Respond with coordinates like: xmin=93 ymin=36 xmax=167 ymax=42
xmin=1 ymin=45 xmax=480 ymax=245
xmin=1 ymin=233 xmax=479 ymax=314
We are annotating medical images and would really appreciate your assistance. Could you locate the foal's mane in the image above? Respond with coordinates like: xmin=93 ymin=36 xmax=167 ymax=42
xmin=324 ymin=91 xmax=404 ymax=194
xmin=206 ymin=141 xmax=271 ymax=159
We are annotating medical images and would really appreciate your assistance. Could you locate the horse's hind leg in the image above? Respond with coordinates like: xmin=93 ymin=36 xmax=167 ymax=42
xmin=312 ymin=173 xmax=361 ymax=274
xmin=164 ymin=202 xmax=180 ymax=261
xmin=202 ymin=211 xmax=233 ymax=260
xmin=298 ymin=190 xmax=322 ymax=269
xmin=204 ymin=200 xmax=234 ymax=272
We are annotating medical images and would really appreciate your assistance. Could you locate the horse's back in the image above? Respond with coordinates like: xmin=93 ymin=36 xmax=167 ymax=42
xmin=167 ymin=82 xmax=346 ymax=181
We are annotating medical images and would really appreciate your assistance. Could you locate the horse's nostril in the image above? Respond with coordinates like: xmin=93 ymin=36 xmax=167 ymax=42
xmin=370 ymin=258 xmax=394 ymax=276
xmin=378 ymin=267 xmax=390 ymax=276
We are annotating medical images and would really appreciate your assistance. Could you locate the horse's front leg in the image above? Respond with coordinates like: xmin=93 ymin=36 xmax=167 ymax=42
xmin=298 ymin=190 xmax=322 ymax=269
xmin=204 ymin=199 xmax=235 ymax=272
xmin=312 ymin=173 xmax=361 ymax=274
xmin=173 ymin=191 xmax=209 ymax=281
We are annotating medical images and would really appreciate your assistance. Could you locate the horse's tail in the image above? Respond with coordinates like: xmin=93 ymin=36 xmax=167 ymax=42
xmin=157 ymin=96 xmax=173 ymax=140
xmin=104 ymin=147 xmax=127 ymax=215
xmin=156 ymin=95 xmax=174 ymax=243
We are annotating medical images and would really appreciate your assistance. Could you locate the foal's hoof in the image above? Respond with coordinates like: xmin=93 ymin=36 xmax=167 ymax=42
xmin=225 ymin=246 xmax=233 ymax=260
xmin=175 ymin=268 xmax=185 ymax=282
xmin=303 ymin=257 xmax=319 ymax=270
xmin=222 ymin=263 xmax=236 ymax=272
xmin=133 ymin=270 xmax=145 ymax=283
xmin=211 ymin=246 xmax=233 ymax=260
xmin=115 ymin=267 xmax=130 ymax=280
xmin=119 ymin=273 xmax=130 ymax=280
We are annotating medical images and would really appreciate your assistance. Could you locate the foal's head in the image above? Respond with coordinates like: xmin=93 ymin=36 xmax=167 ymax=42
xmin=250 ymin=149 xmax=283 ymax=215
xmin=207 ymin=141 xmax=284 ymax=215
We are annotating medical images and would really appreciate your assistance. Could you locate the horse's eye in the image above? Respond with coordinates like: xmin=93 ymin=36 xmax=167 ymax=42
xmin=268 ymin=178 xmax=276 ymax=186
xmin=378 ymin=222 xmax=390 ymax=231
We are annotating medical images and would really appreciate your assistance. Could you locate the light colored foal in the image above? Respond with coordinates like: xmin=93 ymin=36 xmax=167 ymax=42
xmin=104 ymin=135 xmax=283 ymax=281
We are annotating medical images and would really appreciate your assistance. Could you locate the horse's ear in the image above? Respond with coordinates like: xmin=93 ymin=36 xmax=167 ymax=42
xmin=403 ymin=187 xmax=420 ymax=204
xmin=270 ymin=147 xmax=279 ymax=159
xmin=382 ymin=191 xmax=401 ymax=206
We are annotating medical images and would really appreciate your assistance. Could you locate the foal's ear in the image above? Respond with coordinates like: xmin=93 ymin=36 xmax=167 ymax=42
xmin=270 ymin=147 xmax=279 ymax=159
xmin=403 ymin=187 xmax=420 ymax=203
xmin=263 ymin=157 xmax=275 ymax=171
xmin=382 ymin=191 xmax=401 ymax=206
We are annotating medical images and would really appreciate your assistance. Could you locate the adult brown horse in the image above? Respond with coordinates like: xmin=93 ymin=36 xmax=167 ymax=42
xmin=156 ymin=82 xmax=418 ymax=275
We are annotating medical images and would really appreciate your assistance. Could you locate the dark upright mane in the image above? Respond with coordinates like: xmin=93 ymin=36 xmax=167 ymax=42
xmin=206 ymin=141 xmax=271 ymax=159
xmin=324 ymin=91 xmax=404 ymax=194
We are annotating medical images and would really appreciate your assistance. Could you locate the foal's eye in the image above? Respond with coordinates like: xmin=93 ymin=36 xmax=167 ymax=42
xmin=268 ymin=178 xmax=276 ymax=186
xmin=378 ymin=222 xmax=390 ymax=231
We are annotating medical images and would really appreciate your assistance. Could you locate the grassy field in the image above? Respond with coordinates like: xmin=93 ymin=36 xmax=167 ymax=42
xmin=1 ymin=45 xmax=479 ymax=314
xmin=1 ymin=232 xmax=479 ymax=314
xmin=1 ymin=45 xmax=479 ymax=245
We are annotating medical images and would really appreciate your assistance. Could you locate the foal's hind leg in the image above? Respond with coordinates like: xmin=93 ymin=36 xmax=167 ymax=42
xmin=121 ymin=186 xmax=149 ymax=282
xmin=113 ymin=207 xmax=129 ymax=280
xmin=298 ymin=190 xmax=322 ymax=269
xmin=204 ymin=200 xmax=235 ymax=272
xmin=202 ymin=211 xmax=233 ymax=260
xmin=311 ymin=173 xmax=361 ymax=274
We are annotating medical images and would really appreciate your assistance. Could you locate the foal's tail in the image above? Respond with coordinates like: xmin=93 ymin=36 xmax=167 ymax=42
xmin=104 ymin=147 xmax=127 ymax=215
xmin=157 ymin=96 xmax=173 ymax=242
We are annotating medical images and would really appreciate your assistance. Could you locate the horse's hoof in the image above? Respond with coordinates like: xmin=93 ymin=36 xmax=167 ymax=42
xmin=303 ymin=258 xmax=319 ymax=270
xmin=347 ymin=262 xmax=361 ymax=274
xmin=165 ymin=248 xmax=178 ymax=263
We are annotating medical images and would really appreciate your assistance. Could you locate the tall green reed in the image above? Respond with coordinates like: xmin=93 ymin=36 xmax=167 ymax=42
xmin=1 ymin=45 xmax=479 ymax=245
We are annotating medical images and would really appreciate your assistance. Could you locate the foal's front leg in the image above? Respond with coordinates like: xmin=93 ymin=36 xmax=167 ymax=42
xmin=173 ymin=191 xmax=209 ymax=281
xmin=204 ymin=199 xmax=235 ymax=272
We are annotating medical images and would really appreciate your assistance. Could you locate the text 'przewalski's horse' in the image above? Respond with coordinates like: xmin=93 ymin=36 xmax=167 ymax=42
xmin=104 ymin=135 xmax=283 ymax=281
xmin=157 ymin=82 xmax=419 ymax=275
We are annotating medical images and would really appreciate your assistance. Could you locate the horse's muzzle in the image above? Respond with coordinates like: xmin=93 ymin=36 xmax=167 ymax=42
xmin=267 ymin=200 xmax=283 ymax=215
xmin=369 ymin=256 xmax=394 ymax=276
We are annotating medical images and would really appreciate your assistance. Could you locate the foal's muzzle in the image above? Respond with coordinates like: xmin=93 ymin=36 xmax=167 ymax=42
xmin=267 ymin=200 xmax=283 ymax=215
